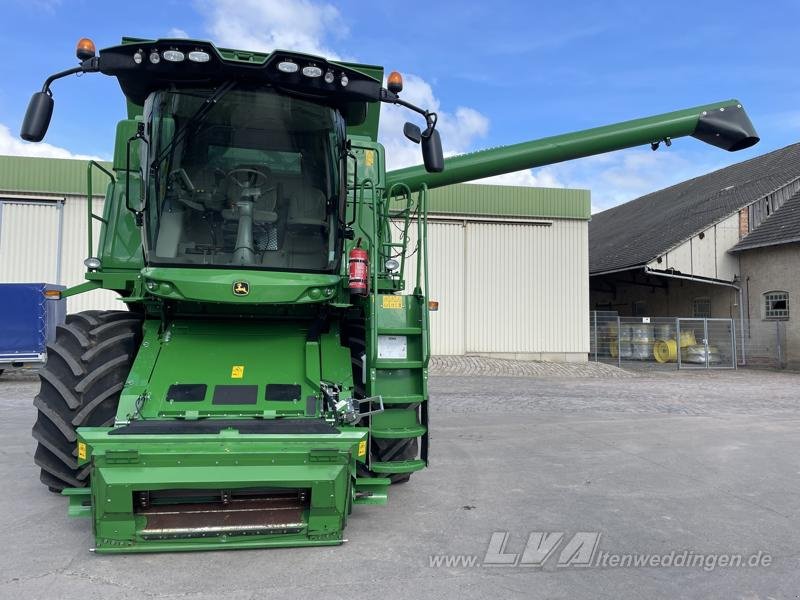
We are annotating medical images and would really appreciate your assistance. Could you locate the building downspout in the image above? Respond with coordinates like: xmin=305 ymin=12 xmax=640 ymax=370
xmin=643 ymin=267 xmax=746 ymax=366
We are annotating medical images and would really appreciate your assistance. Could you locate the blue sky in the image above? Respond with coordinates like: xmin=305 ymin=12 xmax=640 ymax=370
xmin=1 ymin=0 xmax=798 ymax=212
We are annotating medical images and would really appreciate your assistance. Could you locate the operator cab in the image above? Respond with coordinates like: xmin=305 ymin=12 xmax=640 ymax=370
xmin=19 ymin=38 xmax=445 ymax=277
xmin=145 ymin=84 xmax=345 ymax=273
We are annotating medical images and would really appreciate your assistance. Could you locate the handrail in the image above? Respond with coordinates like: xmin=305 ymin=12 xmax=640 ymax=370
xmin=86 ymin=160 xmax=114 ymax=259
xmin=386 ymin=182 xmax=414 ymax=286
xmin=355 ymin=178 xmax=379 ymax=368
xmin=419 ymin=185 xmax=430 ymax=367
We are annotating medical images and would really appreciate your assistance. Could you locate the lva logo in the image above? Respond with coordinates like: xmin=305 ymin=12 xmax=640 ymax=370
xmin=483 ymin=531 xmax=600 ymax=567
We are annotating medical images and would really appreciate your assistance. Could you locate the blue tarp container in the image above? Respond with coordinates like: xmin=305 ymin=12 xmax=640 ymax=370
xmin=0 ymin=283 xmax=66 ymax=369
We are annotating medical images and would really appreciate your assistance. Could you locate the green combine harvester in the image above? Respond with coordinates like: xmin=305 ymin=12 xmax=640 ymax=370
xmin=20 ymin=36 xmax=758 ymax=553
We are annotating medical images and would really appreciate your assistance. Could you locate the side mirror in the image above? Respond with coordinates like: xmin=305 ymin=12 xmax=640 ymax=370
xmin=403 ymin=122 xmax=422 ymax=144
xmin=20 ymin=92 xmax=54 ymax=142
xmin=421 ymin=127 xmax=444 ymax=173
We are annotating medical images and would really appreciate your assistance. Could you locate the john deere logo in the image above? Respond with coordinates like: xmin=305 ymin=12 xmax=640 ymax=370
xmin=233 ymin=281 xmax=250 ymax=296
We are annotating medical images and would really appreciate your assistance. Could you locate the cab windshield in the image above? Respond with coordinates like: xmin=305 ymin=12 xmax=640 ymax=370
xmin=145 ymin=85 xmax=345 ymax=272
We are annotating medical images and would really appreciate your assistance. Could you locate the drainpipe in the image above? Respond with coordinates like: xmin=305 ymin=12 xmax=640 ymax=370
xmin=643 ymin=267 xmax=746 ymax=366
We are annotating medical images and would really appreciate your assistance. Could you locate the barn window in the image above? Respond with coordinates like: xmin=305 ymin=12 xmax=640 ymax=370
xmin=692 ymin=297 xmax=711 ymax=318
xmin=764 ymin=291 xmax=789 ymax=320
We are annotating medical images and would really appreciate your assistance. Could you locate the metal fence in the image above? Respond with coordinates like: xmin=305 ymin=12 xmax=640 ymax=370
xmin=737 ymin=318 xmax=790 ymax=369
xmin=590 ymin=311 xmax=737 ymax=370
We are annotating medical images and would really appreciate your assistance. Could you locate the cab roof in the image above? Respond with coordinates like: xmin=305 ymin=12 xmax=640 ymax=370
xmin=102 ymin=37 xmax=385 ymax=140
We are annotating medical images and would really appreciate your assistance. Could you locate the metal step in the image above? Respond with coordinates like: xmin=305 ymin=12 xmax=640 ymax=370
xmin=374 ymin=360 xmax=423 ymax=369
xmin=370 ymin=459 xmax=426 ymax=474
xmin=370 ymin=424 xmax=427 ymax=439
xmin=380 ymin=394 xmax=426 ymax=405
xmin=377 ymin=327 xmax=422 ymax=335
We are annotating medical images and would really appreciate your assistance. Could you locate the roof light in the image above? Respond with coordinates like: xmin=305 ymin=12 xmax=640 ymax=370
xmin=302 ymin=65 xmax=323 ymax=78
xmin=340 ymin=73 xmax=349 ymax=87
xmin=324 ymin=69 xmax=335 ymax=84
xmin=133 ymin=50 xmax=143 ymax=64
xmin=277 ymin=60 xmax=298 ymax=73
xmin=188 ymin=50 xmax=210 ymax=63
xmin=163 ymin=49 xmax=185 ymax=62
xmin=149 ymin=51 xmax=160 ymax=64
xmin=76 ymin=38 xmax=96 ymax=61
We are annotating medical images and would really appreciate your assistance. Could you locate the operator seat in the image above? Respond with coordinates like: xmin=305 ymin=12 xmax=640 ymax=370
xmin=281 ymin=183 xmax=329 ymax=270
xmin=286 ymin=184 xmax=327 ymax=228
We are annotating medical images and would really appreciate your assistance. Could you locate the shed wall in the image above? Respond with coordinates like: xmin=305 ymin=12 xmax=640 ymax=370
xmin=0 ymin=194 xmax=120 ymax=313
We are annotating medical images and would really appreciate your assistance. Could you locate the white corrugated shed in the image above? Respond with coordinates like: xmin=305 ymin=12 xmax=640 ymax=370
xmin=0 ymin=194 xmax=121 ymax=313
xmin=402 ymin=215 xmax=589 ymax=361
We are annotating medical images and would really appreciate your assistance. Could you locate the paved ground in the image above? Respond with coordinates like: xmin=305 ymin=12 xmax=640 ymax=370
xmin=1 ymin=367 xmax=798 ymax=599
xmin=431 ymin=355 xmax=635 ymax=378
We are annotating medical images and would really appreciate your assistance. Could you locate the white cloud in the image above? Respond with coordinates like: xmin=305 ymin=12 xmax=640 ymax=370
xmin=476 ymin=166 xmax=567 ymax=188
xmin=199 ymin=0 xmax=346 ymax=58
xmin=530 ymin=146 xmax=728 ymax=213
xmin=0 ymin=124 xmax=104 ymax=161
xmin=167 ymin=28 xmax=190 ymax=39
xmin=379 ymin=74 xmax=489 ymax=172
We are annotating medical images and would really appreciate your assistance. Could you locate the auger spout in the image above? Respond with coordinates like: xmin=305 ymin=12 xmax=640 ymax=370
xmin=385 ymin=99 xmax=758 ymax=193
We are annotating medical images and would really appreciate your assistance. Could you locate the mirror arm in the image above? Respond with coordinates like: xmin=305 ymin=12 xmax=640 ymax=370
xmin=41 ymin=57 xmax=100 ymax=93
xmin=379 ymin=88 xmax=438 ymax=130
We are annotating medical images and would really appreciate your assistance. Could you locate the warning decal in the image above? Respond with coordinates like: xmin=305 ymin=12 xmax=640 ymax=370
xmin=382 ymin=296 xmax=403 ymax=309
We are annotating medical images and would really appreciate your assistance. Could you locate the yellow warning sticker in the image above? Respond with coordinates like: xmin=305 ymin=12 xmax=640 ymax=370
xmin=364 ymin=150 xmax=375 ymax=167
xmin=358 ymin=440 xmax=367 ymax=457
xmin=382 ymin=295 xmax=403 ymax=309
xmin=231 ymin=365 xmax=245 ymax=379
xmin=77 ymin=441 xmax=87 ymax=461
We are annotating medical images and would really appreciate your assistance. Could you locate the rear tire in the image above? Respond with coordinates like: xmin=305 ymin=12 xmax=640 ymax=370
xmin=357 ymin=437 xmax=418 ymax=484
xmin=372 ymin=438 xmax=418 ymax=484
xmin=32 ymin=310 xmax=143 ymax=492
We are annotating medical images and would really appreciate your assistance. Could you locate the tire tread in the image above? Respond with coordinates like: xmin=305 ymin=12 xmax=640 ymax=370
xmin=32 ymin=310 xmax=142 ymax=492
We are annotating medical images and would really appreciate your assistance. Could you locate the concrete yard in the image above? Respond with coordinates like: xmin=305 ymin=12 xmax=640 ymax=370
xmin=1 ymin=367 xmax=798 ymax=600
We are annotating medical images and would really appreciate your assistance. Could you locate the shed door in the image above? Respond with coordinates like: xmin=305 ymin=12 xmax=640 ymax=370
xmin=464 ymin=220 xmax=586 ymax=354
xmin=0 ymin=200 xmax=63 ymax=284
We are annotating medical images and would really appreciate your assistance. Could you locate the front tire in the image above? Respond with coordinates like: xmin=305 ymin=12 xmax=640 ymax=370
xmin=32 ymin=310 xmax=142 ymax=492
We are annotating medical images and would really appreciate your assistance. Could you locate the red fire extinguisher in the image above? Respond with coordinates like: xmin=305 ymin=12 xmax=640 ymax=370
xmin=348 ymin=242 xmax=369 ymax=296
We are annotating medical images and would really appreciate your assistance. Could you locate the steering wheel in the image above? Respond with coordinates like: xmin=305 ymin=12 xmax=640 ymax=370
xmin=225 ymin=167 xmax=273 ymax=198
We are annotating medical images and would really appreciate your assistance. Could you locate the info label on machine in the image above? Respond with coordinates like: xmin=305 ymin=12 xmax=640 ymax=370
xmin=378 ymin=335 xmax=407 ymax=359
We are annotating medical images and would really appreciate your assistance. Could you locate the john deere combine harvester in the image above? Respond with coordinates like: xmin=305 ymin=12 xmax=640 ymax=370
xmin=21 ymin=37 xmax=758 ymax=552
